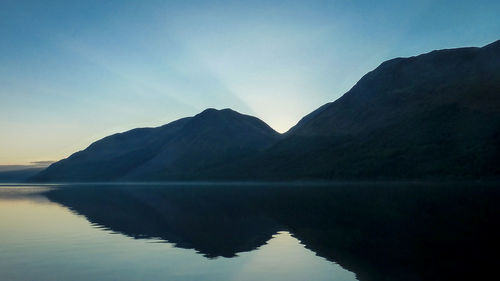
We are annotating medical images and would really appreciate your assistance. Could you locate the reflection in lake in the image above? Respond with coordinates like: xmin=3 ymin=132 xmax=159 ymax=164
xmin=1 ymin=183 xmax=499 ymax=281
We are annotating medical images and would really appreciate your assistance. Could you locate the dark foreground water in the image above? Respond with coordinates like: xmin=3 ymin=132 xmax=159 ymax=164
xmin=0 ymin=183 xmax=499 ymax=281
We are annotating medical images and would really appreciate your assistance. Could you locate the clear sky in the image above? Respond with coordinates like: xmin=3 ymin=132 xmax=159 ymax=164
xmin=1 ymin=0 xmax=499 ymax=165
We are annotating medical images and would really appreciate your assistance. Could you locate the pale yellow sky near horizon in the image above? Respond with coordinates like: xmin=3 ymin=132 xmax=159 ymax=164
xmin=1 ymin=108 xmax=301 ymax=166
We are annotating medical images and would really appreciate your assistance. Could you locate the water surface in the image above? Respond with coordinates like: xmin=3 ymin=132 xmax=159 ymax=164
xmin=0 ymin=185 xmax=355 ymax=281
xmin=1 ymin=182 xmax=499 ymax=281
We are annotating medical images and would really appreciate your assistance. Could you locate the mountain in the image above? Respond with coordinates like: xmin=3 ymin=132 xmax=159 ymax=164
xmin=238 ymin=39 xmax=500 ymax=180
xmin=289 ymin=40 xmax=500 ymax=137
xmin=31 ymin=109 xmax=280 ymax=182
xmin=31 ymin=39 xmax=500 ymax=182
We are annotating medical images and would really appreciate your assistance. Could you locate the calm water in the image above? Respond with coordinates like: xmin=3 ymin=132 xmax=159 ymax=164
xmin=1 ymin=183 xmax=499 ymax=281
xmin=0 ymin=185 xmax=355 ymax=281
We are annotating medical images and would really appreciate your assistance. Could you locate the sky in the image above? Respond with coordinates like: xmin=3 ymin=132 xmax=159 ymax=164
xmin=1 ymin=0 xmax=499 ymax=165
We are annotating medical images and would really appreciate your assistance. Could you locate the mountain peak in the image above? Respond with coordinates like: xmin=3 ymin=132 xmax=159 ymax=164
xmin=186 ymin=107 xmax=279 ymax=140
xmin=198 ymin=107 xmax=235 ymax=114
xmin=31 ymin=107 xmax=280 ymax=182
xmin=194 ymin=108 xmax=241 ymax=120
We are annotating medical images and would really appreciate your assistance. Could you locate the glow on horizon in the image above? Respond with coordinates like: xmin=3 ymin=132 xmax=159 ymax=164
xmin=1 ymin=0 xmax=499 ymax=165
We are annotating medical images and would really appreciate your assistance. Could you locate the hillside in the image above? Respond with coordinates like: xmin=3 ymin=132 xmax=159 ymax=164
xmin=31 ymin=39 xmax=500 ymax=181
xmin=31 ymin=109 xmax=280 ymax=182
xmin=219 ymin=40 xmax=500 ymax=180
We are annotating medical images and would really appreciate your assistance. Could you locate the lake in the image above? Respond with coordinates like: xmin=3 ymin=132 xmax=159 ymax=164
xmin=0 ymin=182 xmax=499 ymax=281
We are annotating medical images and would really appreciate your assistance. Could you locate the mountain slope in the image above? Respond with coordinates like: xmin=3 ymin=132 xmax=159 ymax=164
xmin=31 ymin=109 xmax=280 ymax=182
xmin=291 ymin=40 xmax=500 ymax=136
xmin=0 ymin=168 xmax=45 ymax=182
xmin=221 ymin=40 xmax=500 ymax=180
xmin=124 ymin=108 xmax=281 ymax=180
xmin=31 ymin=39 xmax=500 ymax=182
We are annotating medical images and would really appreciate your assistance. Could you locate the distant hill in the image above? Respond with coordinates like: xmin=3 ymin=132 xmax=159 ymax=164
xmin=0 ymin=168 xmax=45 ymax=182
xmin=31 ymin=39 xmax=500 ymax=182
xmin=31 ymin=109 xmax=280 ymax=182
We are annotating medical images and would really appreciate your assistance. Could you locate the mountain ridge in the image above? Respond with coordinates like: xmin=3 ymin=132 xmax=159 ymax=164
xmin=31 ymin=108 xmax=280 ymax=182
xmin=288 ymin=40 xmax=500 ymax=137
xmin=30 ymin=39 xmax=500 ymax=182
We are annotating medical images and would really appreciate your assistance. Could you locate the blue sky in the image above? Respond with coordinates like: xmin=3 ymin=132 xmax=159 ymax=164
xmin=1 ymin=0 xmax=499 ymax=165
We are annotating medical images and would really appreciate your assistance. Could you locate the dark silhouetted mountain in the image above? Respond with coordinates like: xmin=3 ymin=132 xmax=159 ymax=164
xmin=0 ymin=167 xmax=44 ymax=182
xmin=31 ymin=39 xmax=500 ymax=181
xmin=31 ymin=108 xmax=280 ymax=182
xmin=223 ymin=39 xmax=500 ymax=180
xmin=291 ymin=40 xmax=500 ymax=137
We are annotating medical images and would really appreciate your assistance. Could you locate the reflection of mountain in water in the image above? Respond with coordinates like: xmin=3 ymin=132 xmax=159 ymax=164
xmin=46 ymin=183 xmax=500 ymax=281
xmin=46 ymin=185 xmax=279 ymax=258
